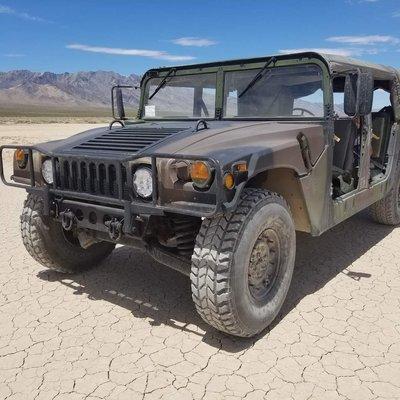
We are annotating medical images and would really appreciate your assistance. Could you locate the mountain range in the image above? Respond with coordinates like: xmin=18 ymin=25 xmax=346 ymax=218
xmin=0 ymin=70 xmax=336 ymax=118
xmin=0 ymin=70 xmax=140 ymax=111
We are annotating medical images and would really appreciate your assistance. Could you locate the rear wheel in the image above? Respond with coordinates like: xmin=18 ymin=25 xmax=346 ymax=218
xmin=20 ymin=194 xmax=115 ymax=273
xmin=369 ymin=173 xmax=400 ymax=225
xmin=190 ymin=188 xmax=296 ymax=337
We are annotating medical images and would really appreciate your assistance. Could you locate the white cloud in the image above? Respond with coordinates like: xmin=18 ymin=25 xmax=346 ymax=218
xmin=0 ymin=4 xmax=48 ymax=22
xmin=393 ymin=11 xmax=400 ymax=17
xmin=327 ymin=35 xmax=399 ymax=45
xmin=171 ymin=37 xmax=217 ymax=47
xmin=66 ymin=44 xmax=195 ymax=62
xmin=279 ymin=47 xmax=382 ymax=57
xmin=279 ymin=48 xmax=356 ymax=57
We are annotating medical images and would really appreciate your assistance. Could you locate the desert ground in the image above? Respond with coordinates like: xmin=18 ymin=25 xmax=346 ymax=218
xmin=0 ymin=124 xmax=400 ymax=400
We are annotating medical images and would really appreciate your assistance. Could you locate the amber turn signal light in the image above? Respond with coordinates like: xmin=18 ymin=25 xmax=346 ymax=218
xmin=190 ymin=161 xmax=213 ymax=188
xmin=235 ymin=162 xmax=248 ymax=172
xmin=224 ymin=172 xmax=235 ymax=190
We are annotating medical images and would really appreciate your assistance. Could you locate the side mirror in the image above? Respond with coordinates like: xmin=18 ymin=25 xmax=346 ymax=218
xmin=113 ymin=87 xmax=126 ymax=120
xmin=344 ymin=72 xmax=374 ymax=117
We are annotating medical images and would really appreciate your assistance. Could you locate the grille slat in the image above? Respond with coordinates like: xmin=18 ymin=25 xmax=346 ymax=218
xmin=104 ymin=133 xmax=171 ymax=138
xmin=59 ymin=161 xmax=66 ymax=190
xmin=69 ymin=161 xmax=76 ymax=190
xmin=86 ymin=141 xmax=154 ymax=147
xmin=88 ymin=138 xmax=164 ymax=144
xmin=75 ymin=145 xmax=144 ymax=152
xmin=109 ymin=165 xmax=117 ymax=196
xmin=87 ymin=163 xmax=93 ymax=193
xmin=104 ymin=164 xmax=110 ymax=196
xmin=73 ymin=126 xmax=187 ymax=153
xmin=77 ymin=162 xmax=83 ymax=191
xmin=90 ymin=163 xmax=98 ymax=193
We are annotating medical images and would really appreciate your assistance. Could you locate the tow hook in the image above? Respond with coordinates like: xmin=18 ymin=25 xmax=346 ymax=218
xmin=60 ymin=209 xmax=76 ymax=231
xmin=105 ymin=218 xmax=123 ymax=241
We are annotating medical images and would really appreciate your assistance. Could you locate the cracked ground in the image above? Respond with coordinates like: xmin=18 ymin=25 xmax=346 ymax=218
xmin=1 ymin=124 xmax=400 ymax=400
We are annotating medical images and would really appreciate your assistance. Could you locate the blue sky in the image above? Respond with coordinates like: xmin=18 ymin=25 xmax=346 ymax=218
xmin=1 ymin=0 xmax=400 ymax=75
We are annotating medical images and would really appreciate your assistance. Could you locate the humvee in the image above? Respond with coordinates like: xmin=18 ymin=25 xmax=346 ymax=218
xmin=1 ymin=52 xmax=399 ymax=337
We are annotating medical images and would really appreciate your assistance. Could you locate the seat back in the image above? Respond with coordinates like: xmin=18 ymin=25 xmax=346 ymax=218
xmin=333 ymin=119 xmax=357 ymax=172
xmin=372 ymin=110 xmax=392 ymax=165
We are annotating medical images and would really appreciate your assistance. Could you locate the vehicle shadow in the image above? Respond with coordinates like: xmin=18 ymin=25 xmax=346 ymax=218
xmin=37 ymin=211 xmax=394 ymax=351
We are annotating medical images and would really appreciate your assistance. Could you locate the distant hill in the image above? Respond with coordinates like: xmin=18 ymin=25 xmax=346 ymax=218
xmin=0 ymin=70 xmax=140 ymax=114
xmin=0 ymin=70 xmax=346 ymax=120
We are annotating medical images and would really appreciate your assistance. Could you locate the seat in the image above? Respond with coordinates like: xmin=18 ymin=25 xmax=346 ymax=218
xmin=371 ymin=107 xmax=393 ymax=166
xmin=333 ymin=119 xmax=357 ymax=173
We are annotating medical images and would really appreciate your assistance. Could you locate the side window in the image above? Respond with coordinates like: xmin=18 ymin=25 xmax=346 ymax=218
xmin=333 ymin=92 xmax=345 ymax=116
xmin=332 ymin=77 xmax=346 ymax=117
xmin=372 ymin=88 xmax=391 ymax=112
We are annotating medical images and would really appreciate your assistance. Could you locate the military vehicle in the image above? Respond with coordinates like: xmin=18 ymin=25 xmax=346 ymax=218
xmin=1 ymin=52 xmax=399 ymax=337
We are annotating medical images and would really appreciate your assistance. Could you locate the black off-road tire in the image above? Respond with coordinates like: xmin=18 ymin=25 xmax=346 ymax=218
xmin=20 ymin=194 xmax=115 ymax=273
xmin=190 ymin=188 xmax=296 ymax=337
xmin=369 ymin=172 xmax=400 ymax=225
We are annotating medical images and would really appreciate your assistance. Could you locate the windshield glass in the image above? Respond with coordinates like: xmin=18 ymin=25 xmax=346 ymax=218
xmin=144 ymin=73 xmax=216 ymax=119
xmin=224 ymin=65 xmax=324 ymax=118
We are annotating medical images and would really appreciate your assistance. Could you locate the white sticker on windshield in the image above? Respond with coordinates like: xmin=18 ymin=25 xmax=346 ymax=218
xmin=145 ymin=105 xmax=156 ymax=117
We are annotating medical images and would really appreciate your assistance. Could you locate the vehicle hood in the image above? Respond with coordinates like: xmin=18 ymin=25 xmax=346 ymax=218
xmin=34 ymin=120 xmax=325 ymax=175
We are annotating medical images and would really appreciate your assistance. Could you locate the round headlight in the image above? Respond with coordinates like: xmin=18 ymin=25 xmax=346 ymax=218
xmin=133 ymin=167 xmax=153 ymax=199
xmin=41 ymin=159 xmax=54 ymax=184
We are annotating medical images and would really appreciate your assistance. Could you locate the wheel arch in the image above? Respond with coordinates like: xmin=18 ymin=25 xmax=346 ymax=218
xmin=245 ymin=167 xmax=311 ymax=233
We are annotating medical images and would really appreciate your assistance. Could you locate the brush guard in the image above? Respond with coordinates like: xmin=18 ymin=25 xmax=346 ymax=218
xmin=0 ymin=146 xmax=243 ymax=221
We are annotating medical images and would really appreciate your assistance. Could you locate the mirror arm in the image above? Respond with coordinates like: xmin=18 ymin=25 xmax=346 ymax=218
xmin=111 ymin=85 xmax=139 ymax=121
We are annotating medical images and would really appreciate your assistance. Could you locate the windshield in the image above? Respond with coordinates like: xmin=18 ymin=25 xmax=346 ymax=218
xmin=224 ymin=65 xmax=324 ymax=118
xmin=144 ymin=73 xmax=216 ymax=119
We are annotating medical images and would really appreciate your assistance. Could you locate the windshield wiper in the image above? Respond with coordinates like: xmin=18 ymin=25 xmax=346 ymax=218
xmin=238 ymin=56 xmax=276 ymax=98
xmin=149 ymin=68 xmax=176 ymax=100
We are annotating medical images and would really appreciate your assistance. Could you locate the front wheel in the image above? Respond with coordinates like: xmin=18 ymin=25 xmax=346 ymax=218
xmin=20 ymin=194 xmax=115 ymax=273
xmin=190 ymin=188 xmax=296 ymax=337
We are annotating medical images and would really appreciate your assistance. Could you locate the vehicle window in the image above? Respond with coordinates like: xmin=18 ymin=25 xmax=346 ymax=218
xmin=223 ymin=65 xmax=324 ymax=118
xmin=144 ymin=73 xmax=216 ymax=119
xmin=372 ymin=88 xmax=391 ymax=112
xmin=293 ymin=89 xmax=324 ymax=117
xmin=333 ymin=92 xmax=345 ymax=116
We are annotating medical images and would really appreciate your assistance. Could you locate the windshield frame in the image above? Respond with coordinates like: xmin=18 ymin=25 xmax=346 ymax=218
xmin=138 ymin=57 xmax=331 ymax=122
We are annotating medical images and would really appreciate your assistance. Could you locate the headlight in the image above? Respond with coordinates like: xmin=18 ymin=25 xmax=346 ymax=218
xmin=41 ymin=159 xmax=54 ymax=184
xmin=133 ymin=167 xmax=153 ymax=198
xmin=190 ymin=161 xmax=213 ymax=189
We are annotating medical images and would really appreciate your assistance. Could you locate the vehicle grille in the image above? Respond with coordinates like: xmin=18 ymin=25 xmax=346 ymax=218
xmin=73 ymin=126 xmax=187 ymax=153
xmin=53 ymin=158 xmax=130 ymax=200
xmin=53 ymin=127 xmax=189 ymax=199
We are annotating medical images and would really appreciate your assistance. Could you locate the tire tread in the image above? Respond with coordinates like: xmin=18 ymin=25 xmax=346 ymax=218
xmin=190 ymin=188 xmax=290 ymax=337
xmin=20 ymin=194 xmax=114 ymax=273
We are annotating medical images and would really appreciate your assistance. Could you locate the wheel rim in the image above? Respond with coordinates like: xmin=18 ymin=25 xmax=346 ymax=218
xmin=248 ymin=228 xmax=281 ymax=302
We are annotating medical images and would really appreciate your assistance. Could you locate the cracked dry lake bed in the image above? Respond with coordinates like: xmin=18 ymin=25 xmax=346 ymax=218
xmin=0 ymin=124 xmax=400 ymax=400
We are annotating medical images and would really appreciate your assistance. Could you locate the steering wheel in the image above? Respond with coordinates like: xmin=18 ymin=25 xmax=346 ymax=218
xmin=292 ymin=107 xmax=315 ymax=117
